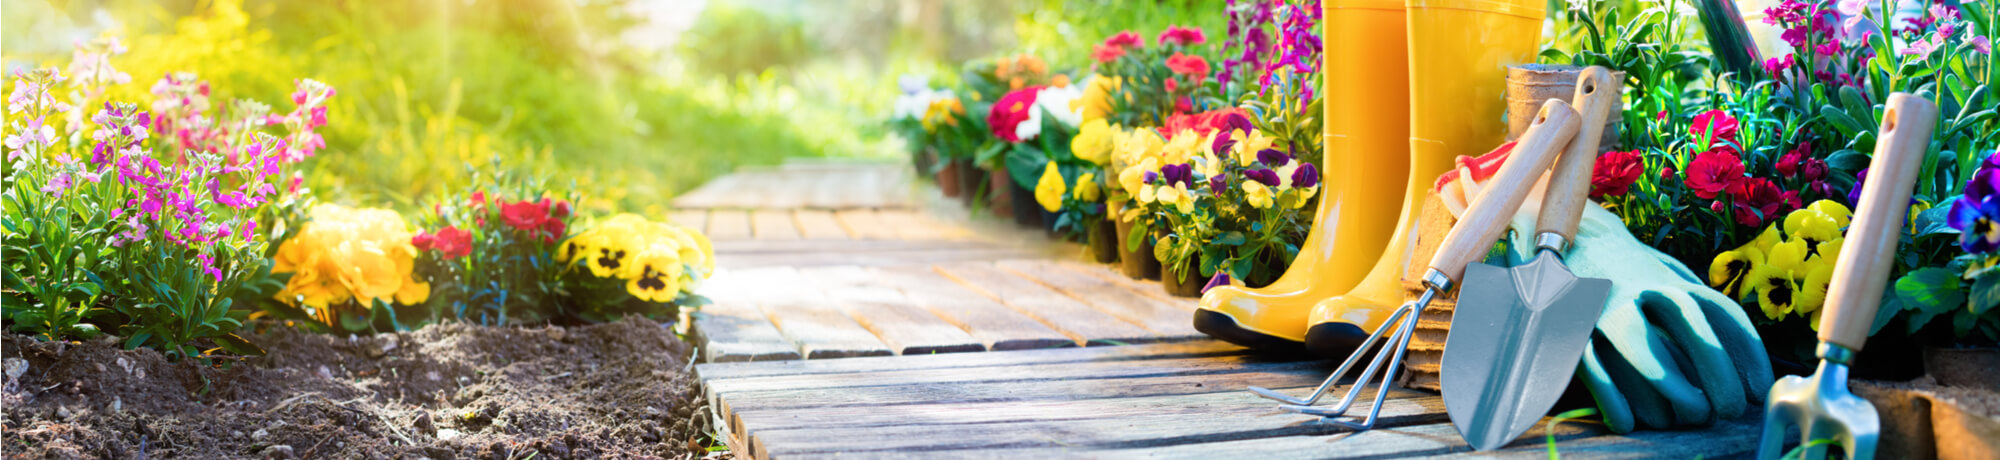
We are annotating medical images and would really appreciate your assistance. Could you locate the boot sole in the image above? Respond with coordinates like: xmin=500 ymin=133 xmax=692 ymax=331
xmin=1192 ymin=309 xmax=1308 ymax=355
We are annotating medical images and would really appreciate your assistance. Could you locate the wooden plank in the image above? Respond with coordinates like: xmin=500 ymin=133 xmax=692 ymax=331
xmin=876 ymin=209 xmax=967 ymax=240
xmin=790 ymin=210 xmax=850 ymax=240
xmin=933 ymin=263 xmax=1161 ymax=345
xmin=716 ymin=247 xmax=1038 ymax=269
xmin=666 ymin=210 xmax=708 ymax=233
xmin=712 ymin=358 xmax=1329 ymax=415
xmin=813 ymin=266 xmax=984 ymax=355
xmin=696 ymin=340 xmax=1242 ymax=381
xmin=709 ymin=239 xmax=1018 ymax=255
xmin=749 ymin=209 xmax=801 ymax=240
xmin=750 ymin=267 xmax=891 ymax=359
xmin=1000 ymin=260 xmax=1201 ymax=338
xmin=1053 ymin=260 xmax=1194 ymax=310
xmin=834 ymin=210 xmax=898 ymax=240
xmin=873 ymin=266 xmax=1076 ymax=351
xmin=706 ymin=210 xmax=752 ymax=240
xmin=692 ymin=269 xmax=804 ymax=363
xmin=708 ymin=352 xmax=1320 ymax=395
xmin=743 ymin=389 xmax=1445 ymax=457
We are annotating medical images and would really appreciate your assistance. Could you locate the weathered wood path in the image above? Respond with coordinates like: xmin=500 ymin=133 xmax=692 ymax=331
xmin=681 ymin=160 xmax=1762 ymax=459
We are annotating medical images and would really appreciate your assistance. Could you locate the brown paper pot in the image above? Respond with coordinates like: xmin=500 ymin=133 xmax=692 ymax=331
xmin=988 ymin=167 xmax=1013 ymax=218
xmin=1507 ymin=64 xmax=1624 ymax=150
xmin=1114 ymin=217 xmax=1160 ymax=280
xmin=1087 ymin=218 xmax=1120 ymax=264
xmin=937 ymin=157 xmax=963 ymax=198
xmin=1162 ymin=260 xmax=1205 ymax=298
xmin=1854 ymin=379 xmax=2000 ymax=460
xmin=1396 ymin=195 xmax=1461 ymax=392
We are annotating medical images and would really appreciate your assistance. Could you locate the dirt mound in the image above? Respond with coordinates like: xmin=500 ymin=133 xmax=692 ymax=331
xmin=2 ymin=317 xmax=713 ymax=459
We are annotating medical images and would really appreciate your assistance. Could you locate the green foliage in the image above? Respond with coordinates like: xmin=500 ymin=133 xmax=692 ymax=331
xmin=1012 ymin=0 xmax=1228 ymax=70
xmin=678 ymin=3 xmax=814 ymax=76
xmin=412 ymin=164 xmax=579 ymax=326
xmin=1 ymin=155 xmax=118 ymax=342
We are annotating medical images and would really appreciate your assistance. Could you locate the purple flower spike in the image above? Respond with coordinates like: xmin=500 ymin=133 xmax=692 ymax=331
xmin=1244 ymin=168 xmax=1281 ymax=186
xmin=1291 ymin=163 xmax=1320 ymax=188
xmin=1209 ymin=175 xmax=1227 ymax=194
xmin=1847 ymin=167 xmax=1868 ymax=207
xmin=1257 ymin=148 xmax=1290 ymax=166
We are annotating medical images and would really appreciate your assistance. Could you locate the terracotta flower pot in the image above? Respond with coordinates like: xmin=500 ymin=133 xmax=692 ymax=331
xmin=955 ymin=159 xmax=980 ymax=206
xmin=1087 ymin=218 xmax=1120 ymax=264
xmin=1161 ymin=259 xmax=1205 ymax=298
xmin=936 ymin=157 xmax=963 ymax=198
xmin=988 ymin=166 xmax=1012 ymax=217
xmin=1506 ymin=64 xmax=1625 ymax=150
xmin=1114 ymin=216 xmax=1159 ymax=280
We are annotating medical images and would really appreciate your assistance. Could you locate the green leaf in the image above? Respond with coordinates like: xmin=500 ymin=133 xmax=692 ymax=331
xmin=124 ymin=332 xmax=153 ymax=350
xmin=1825 ymin=149 xmax=1869 ymax=171
xmin=1214 ymin=232 xmax=1246 ymax=246
xmin=1897 ymin=268 xmax=1966 ymax=334
xmin=1969 ymin=270 xmax=2000 ymax=315
xmin=1819 ymin=106 xmax=1865 ymax=137
xmin=211 ymin=333 xmax=266 ymax=356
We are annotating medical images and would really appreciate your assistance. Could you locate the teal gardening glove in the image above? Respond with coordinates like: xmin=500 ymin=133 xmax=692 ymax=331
xmin=1495 ymin=195 xmax=1777 ymax=433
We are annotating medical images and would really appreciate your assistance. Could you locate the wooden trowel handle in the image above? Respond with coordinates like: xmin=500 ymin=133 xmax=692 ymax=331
xmin=1536 ymin=67 xmax=1621 ymax=245
xmin=1427 ymin=100 xmax=1581 ymax=287
xmin=1820 ymin=93 xmax=1937 ymax=351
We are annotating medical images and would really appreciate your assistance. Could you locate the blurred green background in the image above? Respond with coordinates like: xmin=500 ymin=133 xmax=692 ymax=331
xmin=3 ymin=0 xmax=1224 ymax=214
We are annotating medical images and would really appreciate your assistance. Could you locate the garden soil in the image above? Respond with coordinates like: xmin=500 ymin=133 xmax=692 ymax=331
xmin=2 ymin=317 xmax=717 ymax=459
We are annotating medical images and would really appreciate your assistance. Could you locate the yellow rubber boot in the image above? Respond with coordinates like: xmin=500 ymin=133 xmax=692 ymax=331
xmin=1194 ymin=0 xmax=1412 ymax=352
xmin=1303 ymin=0 xmax=1546 ymax=358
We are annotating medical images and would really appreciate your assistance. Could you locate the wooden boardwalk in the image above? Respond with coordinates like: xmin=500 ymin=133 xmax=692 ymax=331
xmin=684 ymin=159 xmax=1763 ymax=459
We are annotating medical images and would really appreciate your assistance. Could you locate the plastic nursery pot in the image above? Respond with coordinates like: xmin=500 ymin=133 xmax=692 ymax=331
xmin=958 ymin=159 xmax=983 ymax=206
xmin=937 ymin=157 xmax=964 ymax=199
xmin=1161 ymin=259 xmax=1205 ymax=298
xmin=1041 ymin=209 xmax=1063 ymax=239
xmin=1009 ymin=179 xmax=1043 ymax=229
xmin=1087 ymin=218 xmax=1120 ymax=264
xmin=1114 ymin=216 xmax=1160 ymax=280
xmin=1506 ymin=64 xmax=1625 ymax=150
xmin=987 ymin=166 xmax=1012 ymax=217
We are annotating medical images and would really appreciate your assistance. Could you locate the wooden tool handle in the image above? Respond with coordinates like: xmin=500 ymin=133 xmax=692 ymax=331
xmin=1820 ymin=93 xmax=1937 ymax=351
xmin=1536 ymin=67 xmax=1621 ymax=244
xmin=1427 ymin=100 xmax=1582 ymax=285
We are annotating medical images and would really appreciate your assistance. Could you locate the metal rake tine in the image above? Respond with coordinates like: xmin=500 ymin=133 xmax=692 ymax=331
xmin=1250 ymin=302 xmax=1418 ymax=406
xmin=1280 ymin=308 xmax=1424 ymax=430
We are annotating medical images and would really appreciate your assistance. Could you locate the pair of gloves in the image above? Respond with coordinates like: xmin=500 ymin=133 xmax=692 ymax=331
xmin=1440 ymin=157 xmax=1775 ymax=433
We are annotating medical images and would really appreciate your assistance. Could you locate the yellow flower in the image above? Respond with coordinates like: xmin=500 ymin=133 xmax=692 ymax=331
xmin=1071 ymin=119 xmax=1116 ymax=166
xmin=1161 ymin=129 xmax=1201 ymax=165
xmin=1075 ymin=75 xmax=1120 ymax=123
xmin=625 ymin=245 xmax=685 ymax=303
xmin=1243 ymin=180 xmax=1275 ymax=209
xmin=1120 ymin=157 xmax=1158 ymax=197
xmin=1113 ymin=127 xmax=1164 ymax=169
xmin=271 ymin=204 xmax=429 ymax=326
xmin=1289 ymin=186 xmax=1318 ymax=209
xmin=1035 ymin=161 xmax=1066 ymax=212
xmin=1157 ymin=183 xmax=1195 ymax=214
xmin=1276 ymin=161 xmax=1300 ymax=189
xmin=1783 ymin=205 xmax=1843 ymax=248
xmin=1138 ymin=181 xmax=1158 ymax=203
xmin=1795 ymin=264 xmax=1833 ymax=315
xmin=1074 ymin=172 xmax=1101 ymax=202
xmin=921 ymin=97 xmax=965 ymax=132
xmin=1708 ymin=246 xmax=1765 ymax=300
xmin=1807 ymin=200 xmax=1851 ymax=227
xmin=1745 ymin=224 xmax=1783 ymax=255
xmin=1817 ymin=236 xmax=1844 ymax=267
xmin=1747 ymin=264 xmax=1799 ymax=320
xmin=1231 ymin=129 xmax=1277 ymax=167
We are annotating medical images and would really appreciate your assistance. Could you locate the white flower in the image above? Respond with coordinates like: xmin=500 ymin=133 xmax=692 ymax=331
xmin=1015 ymin=84 xmax=1086 ymax=141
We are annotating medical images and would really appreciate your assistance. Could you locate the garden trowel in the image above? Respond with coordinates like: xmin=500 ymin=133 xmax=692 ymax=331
xmin=1756 ymin=92 xmax=1937 ymax=460
xmin=1441 ymin=66 xmax=1618 ymax=451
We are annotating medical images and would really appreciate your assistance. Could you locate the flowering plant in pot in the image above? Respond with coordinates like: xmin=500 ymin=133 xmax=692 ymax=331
xmin=890 ymin=76 xmax=963 ymax=192
xmin=989 ymin=78 xmax=1087 ymax=229
xmin=961 ymin=54 xmax=1060 ymax=211
xmin=1092 ymin=26 xmax=1216 ymax=129
xmin=555 ymin=213 xmax=714 ymax=323
xmin=1050 ymin=118 xmax=1121 ymax=261
xmin=2 ymin=55 xmax=326 ymax=358
xmin=1126 ymin=111 xmax=1319 ymax=296
xmin=409 ymin=169 xmax=578 ymax=326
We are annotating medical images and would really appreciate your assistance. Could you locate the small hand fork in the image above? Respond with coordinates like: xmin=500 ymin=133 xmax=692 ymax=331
xmin=1249 ymin=99 xmax=1583 ymax=429
xmin=1757 ymin=93 xmax=1936 ymax=460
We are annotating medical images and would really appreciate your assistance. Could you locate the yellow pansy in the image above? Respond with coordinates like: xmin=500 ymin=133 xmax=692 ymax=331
xmin=1113 ymin=127 xmax=1164 ymax=168
xmin=1074 ymin=75 xmax=1120 ymax=123
xmin=1157 ymin=183 xmax=1195 ymax=214
xmin=1161 ymin=129 xmax=1201 ymax=165
xmin=625 ymin=245 xmax=685 ymax=303
xmin=1783 ymin=205 xmax=1843 ymax=247
xmin=1074 ymin=172 xmax=1101 ymax=202
xmin=1231 ymin=129 xmax=1277 ymax=167
xmin=1120 ymin=157 xmax=1158 ymax=197
xmin=1276 ymin=161 xmax=1300 ymax=189
xmin=1035 ymin=161 xmax=1066 ymax=212
xmin=1138 ymin=182 xmax=1158 ymax=203
xmin=1807 ymin=200 xmax=1851 ymax=227
xmin=1795 ymin=264 xmax=1834 ymax=316
xmin=921 ymin=97 xmax=964 ymax=132
xmin=271 ymin=204 xmax=430 ymax=325
xmin=1745 ymin=224 xmax=1783 ymax=255
xmin=1708 ymin=246 xmax=1765 ymax=300
xmin=1197 ymin=149 xmax=1224 ymax=179
xmin=1243 ymin=181 xmax=1275 ymax=209
xmin=1072 ymin=119 xmax=1116 ymax=166
xmin=1747 ymin=264 xmax=1799 ymax=320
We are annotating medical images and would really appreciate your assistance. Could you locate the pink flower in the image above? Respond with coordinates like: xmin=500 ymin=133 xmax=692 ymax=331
xmin=1685 ymin=150 xmax=1746 ymax=200
xmin=1158 ymin=26 xmax=1208 ymax=46
xmin=1590 ymin=150 xmax=1644 ymax=199
xmin=1688 ymin=109 xmax=1740 ymax=145
xmin=1165 ymin=53 xmax=1210 ymax=78
xmin=1104 ymin=31 xmax=1145 ymax=49
xmin=1092 ymin=44 xmax=1127 ymax=63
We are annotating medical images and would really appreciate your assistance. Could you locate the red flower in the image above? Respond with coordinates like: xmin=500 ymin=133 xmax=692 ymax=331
xmin=1104 ymin=31 xmax=1145 ymax=49
xmin=1685 ymin=150 xmax=1746 ymax=199
xmin=1165 ymin=53 xmax=1210 ymax=78
xmin=416 ymin=226 xmax=473 ymax=259
xmin=1590 ymin=150 xmax=1645 ymax=198
xmin=1163 ymin=77 xmax=1179 ymax=93
xmin=1157 ymin=26 xmax=1207 ymax=46
xmin=539 ymin=218 xmax=567 ymax=244
xmin=1800 ymin=158 xmax=1827 ymax=182
xmin=1728 ymin=177 xmax=1787 ymax=227
xmin=1689 ymin=109 xmax=1740 ymax=145
xmin=1776 ymin=146 xmax=1804 ymax=178
xmin=1159 ymin=108 xmax=1250 ymax=138
xmin=1092 ymin=44 xmax=1127 ymax=63
xmin=1661 ymin=163 xmax=1678 ymax=182
xmin=987 ymin=86 xmax=1043 ymax=143
xmin=501 ymin=199 xmax=551 ymax=232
